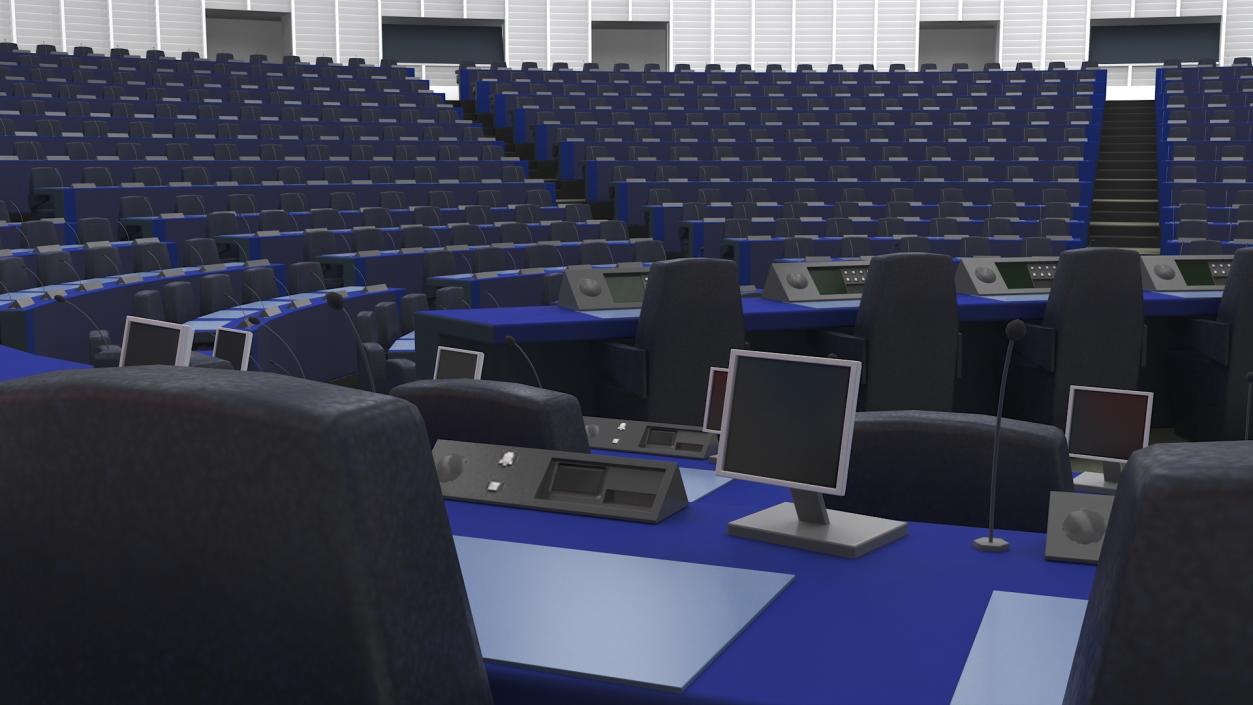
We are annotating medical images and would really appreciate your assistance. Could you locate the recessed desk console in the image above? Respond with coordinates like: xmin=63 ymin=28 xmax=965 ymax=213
xmin=432 ymin=439 xmax=689 ymax=523
xmin=584 ymin=416 xmax=718 ymax=459
xmin=558 ymin=262 xmax=652 ymax=311
xmin=1141 ymin=254 xmax=1232 ymax=291
xmin=762 ymin=258 xmax=871 ymax=302
xmin=955 ymin=256 xmax=1060 ymax=296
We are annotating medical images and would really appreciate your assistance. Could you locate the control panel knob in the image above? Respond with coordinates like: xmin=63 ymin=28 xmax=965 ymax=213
xmin=1153 ymin=264 xmax=1176 ymax=280
xmin=435 ymin=454 xmax=464 ymax=483
xmin=974 ymin=266 xmax=997 ymax=284
xmin=578 ymin=278 xmax=603 ymax=297
xmin=585 ymin=423 xmax=600 ymax=439
xmin=785 ymin=272 xmax=809 ymax=289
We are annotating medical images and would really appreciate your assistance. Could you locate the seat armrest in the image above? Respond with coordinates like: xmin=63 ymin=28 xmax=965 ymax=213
xmin=1018 ymin=323 xmax=1055 ymax=372
xmin=385 ymin=358 xmax=418 ymax=391
xmin=601 ymin=341 xmax=648 ymax=398
xmin=826 ymin=331 xmax=867 ymax=380
xmin=1186 ymin=318 xmax=1230 ymax=367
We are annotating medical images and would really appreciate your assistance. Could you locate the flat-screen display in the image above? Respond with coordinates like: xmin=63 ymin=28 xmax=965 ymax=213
xmin=434 ymin=346 xmax=485 ymax=380
xmin=808 ymin=267 xmax=848 ymax=295
xmin=995 ymin=261 xmax=1036 ymax=290
xmin=120 ymin=316 xmax=193 ymax=367
xmin=1066 ymin=385 xmax=1154 ymax=463
xmin=604 ymin=272 xmax=647 ymax=303
xmin=1176 ymin=259 xmax=1215 ymax=287
xmin=212 ymin=328 xmax=253 ymax=371
xmin=715 ymin=351 xmax=861 ymax=495
xmin=703 ymin=367 xmax=729 ymax=433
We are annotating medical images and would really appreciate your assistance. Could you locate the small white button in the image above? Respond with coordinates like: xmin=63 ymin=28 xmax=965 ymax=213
xmin=616 ymin=422 xmax=628 ymax=431
xmin=498 ymin=451 xmax=516 ymax=467
xmin=487 ymin=481 xmax=502 ymax=492
xmin=611 ymin=438 xmax=621 ymax=445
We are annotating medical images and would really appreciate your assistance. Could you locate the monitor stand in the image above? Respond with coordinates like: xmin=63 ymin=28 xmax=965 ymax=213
xmin=1073 ymin=461 xmax=1122 ymax=495
xmin=727 ymin=489 xmax=908 ymax=559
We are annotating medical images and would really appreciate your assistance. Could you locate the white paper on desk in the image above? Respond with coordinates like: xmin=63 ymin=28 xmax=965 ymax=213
xmin=981 ymin=294 xmax=1052 ymax=303
xmin=581 ymin=308 xmax=642 ymax=319
xmin=679 ymin=467 xmax=731 ymax=502
xmin=793 ymin=300 xmax=862 ymax=309
xmin=1159 ymin=290 xmax=1223 ymax=299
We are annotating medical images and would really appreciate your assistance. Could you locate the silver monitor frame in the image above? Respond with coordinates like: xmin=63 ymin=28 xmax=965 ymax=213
xmin=1065 ymin=385 xmax=1154 ymax=464
xmin=212 ymin=327 xmax=254 ymax=371
xmin=119 ymin=316 xmax=193 ymax=368
xmin=434 ymin=345 xmax=485 ymax=380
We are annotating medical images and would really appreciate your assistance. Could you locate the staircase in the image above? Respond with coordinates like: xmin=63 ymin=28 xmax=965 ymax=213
xmin=1088 ymin=100 xmax=1160 ymax=250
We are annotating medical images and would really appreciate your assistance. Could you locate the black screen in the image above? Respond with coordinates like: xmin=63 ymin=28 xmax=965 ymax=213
xmin=123 ymin=322 xmax=184 ymax=366
xmin=720 ymin=355 xmax=855 ymax=490
xmin=435 ymin=348 xmax=481 ymax=380
xmin=1068 ymin=388 xmax=1151 ymax=461
xmin=704 ymin=368 xmax=729 ymax=432
xmin=808 ymin=267 xmax=848 ymax=296
xmin=214 ymin=329 xmax=249 ymax=371
xmin=604 ymin=273 xmax=647 ymax=303
xmin=995 ymin=262 xmax=1035 ymax=290
xmin=1176 ymin=259 xmax=1214 ymax=287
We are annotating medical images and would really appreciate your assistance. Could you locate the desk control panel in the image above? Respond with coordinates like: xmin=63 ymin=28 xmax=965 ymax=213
xmin=1141 ymin=254 xmax=1232 ymax=291
xmin=558 ymin=262 xmax=651 ymax=311
xmin=956 ymin=256 xmax=1060 ymax=296
xmin=433 ymin=439 xmax=688 ymax=523
xmin=584 ymin=416 xmax=718 ymax=459
xmin=763 ymin=258 xmax=871 ymax=302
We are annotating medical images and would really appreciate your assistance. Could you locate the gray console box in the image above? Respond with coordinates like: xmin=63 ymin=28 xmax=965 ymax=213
xmin=955 ymin=256 xmax=1060 ymax=296
xmin=557 ymin=262 xmax=652 ymax=311
xmin=762 ymin=258 xmax=871 ymax=302
xmin=1140 ymin=254 xmax=1231 ymax=291
xmin=584 ymin=416 xmax=718 ymax=459
xmin=432 ymin=439 xmax=689 ymax=523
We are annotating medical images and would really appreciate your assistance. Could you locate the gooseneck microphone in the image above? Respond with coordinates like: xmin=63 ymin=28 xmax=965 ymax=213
xmin=138 ymin=245 xmax=166 ymax=274
xmin=333 ymin=232 xmax=375 ymax=286
xmin=245 ymin=315 xmax=307 ymax=379
xmin=505 ymin=334 xmax=543 ymax=389
xmin=973 ymin=318 xmax=1025 ymax=553
xmin=325 ymin=290 xmax=377 ymax=393
xmin=52 ymin=293 xmax=110 ymax=362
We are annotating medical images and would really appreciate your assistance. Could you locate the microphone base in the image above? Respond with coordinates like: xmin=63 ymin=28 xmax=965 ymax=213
xmin=972 ymin=536 xmax=1010 ymax=552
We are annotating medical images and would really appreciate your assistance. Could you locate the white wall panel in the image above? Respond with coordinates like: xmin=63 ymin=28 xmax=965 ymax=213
xmin=424 ymin=0 xmax=463 ymax=17
xmin=632 ymin=0 xmax=667 ymax=21
xmin=112 ymin=0 xmax=158 ymax=51
xmin=920 ymin=0 xmax=958 ymax=21
xmin=670 ymin=0 xmax=709 ymax=66
xmin=465 ymin=0 xmax=505 ymax=18
xmin=834 ymin=0 xmax=873 ymax=67
xmin=794 ymin=0 xmax=831 ymax=67
xmin=711 ymin=0 xmax=749 ymax=67
xmin=1000 ymin=0 xmax=1044 ymax=66
xmin=381 ymin=0 xmax=416 ymax=14
xmin=876 ymin=0 xmax=917 ymax=68
xmin=339 ymin=0 xmax=379 ymax=61
xmin=1092 ymin=0 xmax=1133 ymax=19
xmin=1227 ymin=1 xmax=1253 ymax=64
xmin=293 ymin=0 xmax=335 ymax=59
xmin=548 ymin=0 xmax=586 ymax=64
xmin=1046 ymin=0 xmax=1087 ymax=66
xmin=591 ymin=0 xmax=626 ymax=21
xmin=506 ymin=0 xmax=545 ymax=64
xmin=64 ymin=0 xmax=109 ymax=49
xmin=14 ymin=0 xmax=61 ymax=47
xmin=1135 ymin=0 xmax=1178 ymax=17
xmin=1181 ymin=0 xmax=1221 ymax=13
xmin=160 ymin=0 xmax=205 ymax=53
xmin=959 ymin=0 xmax=1001 ymax=20
xmin=753 ymin=0 xmax=789 ymax=68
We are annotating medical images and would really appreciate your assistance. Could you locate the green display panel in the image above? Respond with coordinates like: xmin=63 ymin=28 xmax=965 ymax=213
xmin=1176 ymin=259 xmax=1215 ymax=287
xmin=808 ymin=267 xmax=849 ymax=295
xmin=995 ymin=262 xmax=1036 ymax=290
xmin=604 ymin=272 xmax=647 ymax=303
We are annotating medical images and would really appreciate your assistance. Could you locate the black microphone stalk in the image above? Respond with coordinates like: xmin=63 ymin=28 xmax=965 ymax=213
xmin=505 ymin=334 xmax=543 ymax=389
xmin=973 ymin=318 xmax=1025 ymax=553
xmin=325 ymin=290 xmax=377 ymax=393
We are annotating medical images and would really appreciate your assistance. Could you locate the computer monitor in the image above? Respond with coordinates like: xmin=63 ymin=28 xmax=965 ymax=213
xmin=715 ymin=350 xmax=906 ymax=558
xmin=1066 ymin=385 xmax=1153 ymax=488
xmin=702 ymin=367 xmax=729 ymax=434
xmin=212 ymin=327 xmax=253 ymax=371
xmin=434 ymin=346 xmax=485 ymax=380
xmin=119 ymin=316 xmax=194 ymax=367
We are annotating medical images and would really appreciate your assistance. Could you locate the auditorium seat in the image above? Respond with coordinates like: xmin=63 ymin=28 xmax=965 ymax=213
xmin=391 ymin=379 xmax=590 ymax=452
xmin=1008 ymin=248 xmax=1145 ymax=426
xmin=0 ymin=367 xmax=491 ymax=705
xmin=600 ymin=258 xmax=746 ymax=424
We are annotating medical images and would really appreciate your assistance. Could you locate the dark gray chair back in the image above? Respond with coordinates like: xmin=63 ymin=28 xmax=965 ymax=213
xmin=287 ymin=261 xmax=325 ymax=294
xmin=131 ymin=289 xmax=164 ymax=320
xmin=856 ymin=253 xmax=959 ymax=411
xmin=1064 ymin=442 xmax=1253 ymax=705
xmin=636 ymin=258 xmax=745 ymax=424
xmin=825 ymin=410 xmax=1072 ymax=531
xmin=37 ymin=251 xmax=78 ymax=284
xmin=85 ymin=246 xmax=123 ymax=279
xmin=162 ymin=281 xmax=197 ymax=323
xmin=0 ymin=367 xmax=491 ymax=705
xmin=199 ymin=273 xmax=232 ymax=314
xmin=391 ymin=379 xmax=589 ymax=452
xmin=182 ymin=238 xmax=221 ymax=267
xmin=242 ymin=267 xmax=278 ymax=303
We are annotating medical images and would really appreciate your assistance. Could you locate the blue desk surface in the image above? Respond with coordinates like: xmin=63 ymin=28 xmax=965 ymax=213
xmin=0 ymin=344 xmax=87 ymax=382
xmin=452 ymin=457 xmax=1095 ymax=705
xmin=411 ymin=291 xmax=1222 ymax=345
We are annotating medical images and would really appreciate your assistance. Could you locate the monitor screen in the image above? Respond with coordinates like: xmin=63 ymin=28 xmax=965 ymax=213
xmin=604 ymin=272 xmax=647 ymax=303
xmin=1176 ymin=259 xmax=1215 ymax=287
xmin=120 ymin=317 xmax=192 ymax=367
xmin=1066 ymin=386 xmax=1153 ymax=463
xmin=703 ymin=367 xmax=729 ymax=433
xmin=716 ymin=351 xmax=860 ymax=495
xmin=212 ymin=328 xmax=252 ymax=371
xmin=434 ymin=346 xmax=484 ymax=380
xmin=995 ymin=261 xmax=1035 ymax=290
xmin=808 ymin=266 xmax=848 ymax=296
